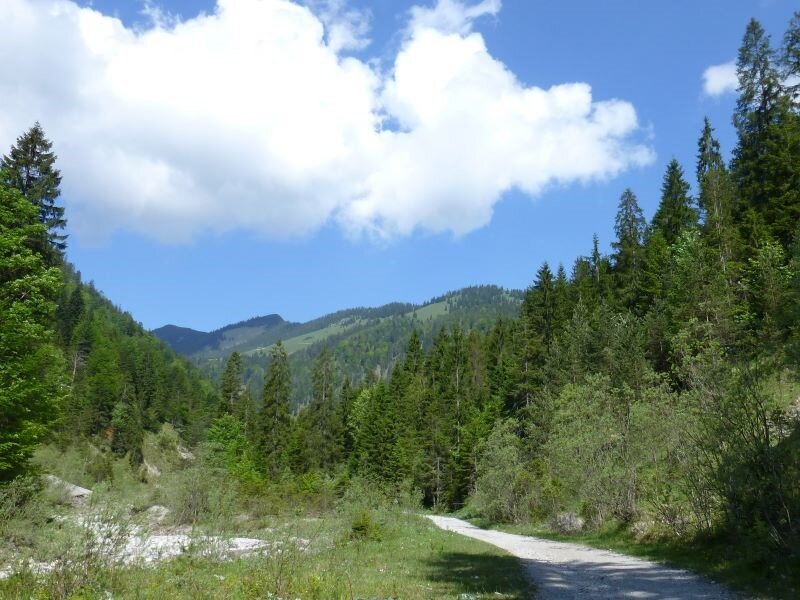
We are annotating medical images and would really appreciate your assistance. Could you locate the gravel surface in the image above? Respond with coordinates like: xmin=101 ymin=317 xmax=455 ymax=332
xmin=427 ymin=515 xmax=743 ymax=599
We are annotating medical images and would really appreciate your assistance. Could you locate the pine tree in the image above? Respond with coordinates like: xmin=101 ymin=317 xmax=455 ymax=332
xmin=780 ymin=11 xmax=800 ymax=105
xmin=554 ymin=264 xmax=571 ymax=332
xmin=734 ymin=19 xmax=781 ymax=142
xmin=697 ymin=119 xmax=738 ymax=275
xmin=259 ymin=341 xmax=291 ymax=478
xmin=0 ymin=179 xmax=66 ymax=481
xmin=58 ymin=285 xmax=85 ymax=346
xmin=1 ymin=123 xmax=67 ymax=257
xmin=612 ymin=188 xmax=646 ymax=308
xmin=697 ymin=117 xmax=725 ymax=186
xmin=220 ymin=352 xmax=243 ymax=415
xmin=652 ymin=159 xmax=697 ymax=246
xmin=302 ymin=348 xmax=342 ymax=470
xmin=731 ymin=18 xmax=794 ymax=247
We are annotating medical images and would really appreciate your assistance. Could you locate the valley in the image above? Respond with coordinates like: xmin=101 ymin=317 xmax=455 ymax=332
xmin=2 ymin=2 xmax=800 ymax=599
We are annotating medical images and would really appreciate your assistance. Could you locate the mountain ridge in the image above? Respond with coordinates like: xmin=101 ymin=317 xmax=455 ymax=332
xmin=152 ymin=284 xmax=523 ymax=360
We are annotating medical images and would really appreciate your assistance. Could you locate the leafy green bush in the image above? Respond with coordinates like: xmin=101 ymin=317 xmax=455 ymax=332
xmin=471 ymin=419 xmax=537 ymax=523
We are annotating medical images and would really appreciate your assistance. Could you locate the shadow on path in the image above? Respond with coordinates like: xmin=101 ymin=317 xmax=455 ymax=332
xmin=423 ymin=551 xmax=534 ymax=599
xmin=523 ymin=557 xmax=736 ymax=599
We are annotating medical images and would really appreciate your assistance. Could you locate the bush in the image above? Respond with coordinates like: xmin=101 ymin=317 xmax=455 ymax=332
xmin=471 ymin=419 xmax=536 ymax=523
xmin=350 ymin=509 xmax=382 ymax=540
xmin=696 ymin=370 xmax=800 ymax=552
xmin=165 ymin=461 xmax=237 ymax=526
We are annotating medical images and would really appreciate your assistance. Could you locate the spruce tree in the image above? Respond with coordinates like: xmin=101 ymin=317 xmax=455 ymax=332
xmin=734 ymin=19 xmax=780 ymax=142
xmin=652 ymin=159 xmax=697 ymax=246
xmin=303 ymin=348 xmax=342 ymax=470
xmin=612 ymin=188 xmax=646 ymax=308
xmin=697 ymin=118 xmax=724 ymax=188
xmin=259 ymin=341 xmax=291 ymax=478
xmin=697 ymin=119 xmax=738 ymax=274
xmin=737 ymin=15 xmax=800 ymax=250
xmin=220 ymin=352 xmax=243 ymax=415
xmin=1 ymin=123 xmax=67 ymax=257
xmin=780 ymin=11 xmax=800 ymax=104
xmin=522 ymin=263 xmax=557 ymax=353
xmin=0 ymin=179 xmax=65 ymax=481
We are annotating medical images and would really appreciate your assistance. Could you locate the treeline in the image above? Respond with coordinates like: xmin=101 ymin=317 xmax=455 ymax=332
xmin=211 ymin=15 xmax=800 ymax=560
xmin=0 ymin=124 xmax=215 ymax=483
xmin=211 ymin=286 xmax=522 ymax=408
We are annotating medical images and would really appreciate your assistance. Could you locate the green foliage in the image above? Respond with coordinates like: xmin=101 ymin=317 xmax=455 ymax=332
xmin=350 ymin=508 xmax=382 ymax=541
xmin=257 ymin=340 xmax=292 ymax=478
xmin=219 ymin=351 xmax=243 ymax=415
xmin=4 ymin=15 xmax=800 ymax=592
xmin=0 ymin=178 xmax=66 ymax=483
xmin=693 ymin=369 xmax=800 ymax=551
xmin=612 ymin=188 xmax=646 ymax=309
xmin=206 ymin=414 xmax=263 ymax=492
xmin=652 ymin=159 xmax=697 ymax=246
xmin=0 ymin=123 xmax=66 ymax=257
xmin=471 ymin=419 xmax=538 ymax=523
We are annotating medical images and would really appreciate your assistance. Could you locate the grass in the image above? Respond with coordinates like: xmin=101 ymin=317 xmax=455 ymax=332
xmin=1 ymin=437 xmax=535 ymax=599
xmin=466 ymin=516 xmax=798 ymax=600
xmin=244 ymin=319 xmax=364 ymax=357
xmin=410 ymin=300 xmax=449 ymax=322
xmin=0 ymin=511 xmax=534 ymax=599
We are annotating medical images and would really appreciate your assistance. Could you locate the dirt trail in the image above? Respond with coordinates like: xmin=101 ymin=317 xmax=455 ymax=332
xmin=427 ymin=515 xmax=743 ymax=599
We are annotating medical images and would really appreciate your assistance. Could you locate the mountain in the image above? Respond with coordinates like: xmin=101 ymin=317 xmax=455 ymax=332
xmin=153 ymin=285 xmax=523 ymax=406
xmin=152 ymin=313 xmax=289 ymax=356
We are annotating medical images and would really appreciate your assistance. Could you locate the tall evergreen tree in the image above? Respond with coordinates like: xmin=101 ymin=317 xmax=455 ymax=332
xmin=780 ymin=11 xmax=800 ymax=104
xmin=58 ymin=285 xmax=86 ymax=346
xmin=697 ymin=119 xmax=738 ymax=275
xmin=735 ymin=15 xmax=800 ymax=250
xmin=259 ymin=341 xmax=291 ymax=478
xmin=697 ymin=118 xmax=725 ymax=188
xmin=523 ymin=263 xmax=557 ymax=353
xmin=652 ymin=159 xmax=697 ymax=246
xmin=220 ymin=352 xmax=243 ymax=415
xmin=0 ymin=179 xmax=66 ymax=481
xmin=1 ymin=123 xmax=67 ymax=257
xmin=734 ymin=19 xmax=781 ymax=142
xmin=612 ymin=188 xmax=646 ymax=308
xmin=302 ymin=348 xmax=342 ymax=470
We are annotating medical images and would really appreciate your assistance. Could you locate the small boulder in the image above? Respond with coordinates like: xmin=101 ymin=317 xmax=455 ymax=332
xmin=144 ymin=505 xmax=171 ymax=526
xmin=552 ymin=512 xmax=585 ymax=533
xmin=44 ymin=475 xmax=91 ymax=505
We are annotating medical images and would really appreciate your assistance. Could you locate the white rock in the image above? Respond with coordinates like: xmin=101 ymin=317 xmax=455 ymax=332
xmin=44 ymin=475 xmax=92 ymax=502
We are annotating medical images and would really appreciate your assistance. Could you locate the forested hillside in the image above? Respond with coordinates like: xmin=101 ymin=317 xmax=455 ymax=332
xmin=157 ymin=286 xmax=522 ymax=407
xmin=0 ymin=124 xmax=215 ymax=483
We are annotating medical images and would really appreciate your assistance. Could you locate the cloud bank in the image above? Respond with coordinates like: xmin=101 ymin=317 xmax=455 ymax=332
xmin=703 ymin=61 xmax=738 ymax=96
xmin=0 ymin=0 xmax=653 ymax=242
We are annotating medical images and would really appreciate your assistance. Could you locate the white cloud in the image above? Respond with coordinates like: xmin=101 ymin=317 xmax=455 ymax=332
xmin=703 ymin=61 xmax=738 ymax=96
xmin=0 ymin=0 xmax=653 ymax=243
xmin=408 ymin=0 xmax=500 ymax=35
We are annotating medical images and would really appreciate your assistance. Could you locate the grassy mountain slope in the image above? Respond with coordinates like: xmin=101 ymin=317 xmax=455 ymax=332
xmin=154 ymin=285 xmax=523 ymax=407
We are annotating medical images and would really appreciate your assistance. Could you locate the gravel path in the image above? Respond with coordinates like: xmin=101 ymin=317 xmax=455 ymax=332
xmin=427 ymin=515 xmax=743 ymax=599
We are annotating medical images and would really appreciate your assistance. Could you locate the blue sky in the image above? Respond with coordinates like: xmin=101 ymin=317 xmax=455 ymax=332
xmin=3 ymin=0 xmax=797 ymax=331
